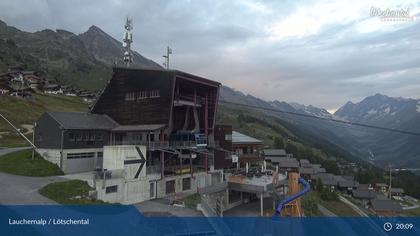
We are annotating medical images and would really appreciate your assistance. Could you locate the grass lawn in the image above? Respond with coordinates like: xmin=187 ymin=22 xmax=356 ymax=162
xmin=0 ymin=93 xmax=88 ymax=147
xmin=403 ymin=207 xmax=420 ymax=216
xmin=180 ymin=193 xmax=201 ymax=209
xmin=0 ymin=149 xmax=63 ymax=176
xmin=321 ymin=200 xmax=359 ymax=216
xmin=39 ymin=180 xmax=107 ymax=205
xmin=302 ymin=191 xmax=323 ymax=216
xmin=310 ymin=191 xmax=359 ymax=216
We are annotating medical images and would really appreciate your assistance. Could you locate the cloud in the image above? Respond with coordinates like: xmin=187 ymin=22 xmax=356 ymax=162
xmin=0 ymin=0 xmax=420 ymax=110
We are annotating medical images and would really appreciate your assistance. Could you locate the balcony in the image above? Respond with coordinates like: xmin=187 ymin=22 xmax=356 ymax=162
xmin=111 ymin=140 xmax=207 ymax=150
xmin=173 ymin=94 xmax=204 ymax=107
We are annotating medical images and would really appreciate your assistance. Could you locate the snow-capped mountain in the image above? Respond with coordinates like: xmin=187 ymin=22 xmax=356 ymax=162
xmin=289 ymin=102 xmax=333 ymax=118
xmin=335 ymin=93 xmax=420 ymax=128
xmin=333 ymin=93 xmax=420 ymax=168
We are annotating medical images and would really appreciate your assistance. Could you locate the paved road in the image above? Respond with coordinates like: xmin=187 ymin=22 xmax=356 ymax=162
xmin=135 ymin=199 xmax=203 ymax=217
xmin=403 ymin=204 xmax=419 ymax=210
xmin=317 ymin=204 xmax=337 ymax=216
xmin=0 ymin=147 xmax=64 ymax=205
xmin=338 ymin=195 xmax=369 ymax=217
xmin=0 ymin=172 xmax=65 ymax=204
xmin=339 ymin=195 xmax=387 ymax=236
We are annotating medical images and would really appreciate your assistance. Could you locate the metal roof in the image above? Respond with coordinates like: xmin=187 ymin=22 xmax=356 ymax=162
xmin=371 ymin=199 xmax=402 ymax=212
xmin=312 ymin=173 xmax=337 ymax=186
xmin=390 ymin=188 xmax=405 ymax=193
xmin=338 ymin=180 xmax=359 ymax=188
xmin=112 ymin=124 xmax=166 ymax=132
xmin=352 ymin=190 xmax=376 ymax=199
xmin=300 ymin=159 xmax=310 ymax=164
xmin=375 ymin=183 xmax=388 ymax=187
xmin=300 ymin=167 xmax=315 ymax=175
xmin=263 ymin=149 xmax=287 ymax=156
xmin=47 ymin=112 xmax=118 ymax=130
xmin=232 ymin=131 xmax=263 ymax=144
xmin=277 ymin=160 xmax=300 ymax=168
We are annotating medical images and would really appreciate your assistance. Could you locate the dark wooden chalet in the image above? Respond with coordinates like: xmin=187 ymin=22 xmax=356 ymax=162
xmin=91 ymin=67 xmax=221 ymax=178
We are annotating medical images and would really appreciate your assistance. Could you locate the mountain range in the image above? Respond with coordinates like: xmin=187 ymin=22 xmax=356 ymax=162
xmin=1 ymin=19 xmax=419 ymax=169
xmin=0 ymin=20 xmax=161 ymax=90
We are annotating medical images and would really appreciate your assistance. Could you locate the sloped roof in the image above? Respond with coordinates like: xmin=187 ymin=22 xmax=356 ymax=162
xmin=352 ymin=190 xmax=376 ymax=199
xmin=371 ymin=199 xmax=402 ymax=212
xmin=312 ymin=173 xmax=337 ymax=186
xmin=300 ymin=159 xmax=310 ymax=164
xmin=232 ymin=131 xmax=263 ymax=144
xmin=112 ymin=124 xmax=166 ymax=131
xmin=47 ymin=112 xmax=118 ymax=130
xmin=338 ymin=180 xmax=359 ymax=188
xmin=263 ymin=149 xmax=287 ymax=156
xmin=277 ymin=160 xmax=300 ymax=168
xmin=300 ymin=167 xmax=316 ymax=175
xmin=390 ymin=188 xmax=404 ymax=194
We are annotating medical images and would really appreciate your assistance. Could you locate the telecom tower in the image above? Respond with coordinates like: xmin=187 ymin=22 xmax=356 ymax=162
xmin=163 ymin=46 xmax=172 ymax=69
xmin=123 ymin=17 xmax=133 ymax=67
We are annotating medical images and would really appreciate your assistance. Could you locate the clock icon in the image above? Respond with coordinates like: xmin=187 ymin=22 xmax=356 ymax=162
xmin=383 ymin=222 xmax=393 ymax=232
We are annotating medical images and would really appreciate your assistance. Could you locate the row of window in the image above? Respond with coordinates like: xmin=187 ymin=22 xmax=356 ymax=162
xmin=68 ymin=133 xmax=103 ymax=142
xmin=165 ymin=178 xmax=191 ymax=194
xmin=106 ymin=178 xmax=191 ymax=196
xmin=125 ymin=90 xmax=160 ymax=101
xmin=67 ymin=152 xmax=96 ymax=159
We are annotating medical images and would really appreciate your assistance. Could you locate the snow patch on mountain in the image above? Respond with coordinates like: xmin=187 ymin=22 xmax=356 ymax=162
xmin=367 ymin=109 xmax=377 ymax=115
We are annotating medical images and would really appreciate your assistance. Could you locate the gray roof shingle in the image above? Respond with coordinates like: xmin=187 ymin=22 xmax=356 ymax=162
xmin=390 ymin=188 xmax=405 ymax=194
xmin=232 ymin=131 xmax=263 ymax=144
xmin=371 ymin=199 xmax=402 ymax=212
xmin=263 ymin=149 xmax=287 ymax=156
xmin=47 ymin=112 xmax=118 ymax=130
xmin=352 ymin=189 xmax=376 ymax=199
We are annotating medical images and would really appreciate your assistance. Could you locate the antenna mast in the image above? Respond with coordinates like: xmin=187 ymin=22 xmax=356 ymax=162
xmin=162 ymin=46 xmax=172 ymax=69
xmin=123 ymin=17 xmax=133 ymax=67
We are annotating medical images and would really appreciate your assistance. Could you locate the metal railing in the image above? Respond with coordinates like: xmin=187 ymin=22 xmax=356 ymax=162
xmin=111 ymin=140 xmax=207 ymax=150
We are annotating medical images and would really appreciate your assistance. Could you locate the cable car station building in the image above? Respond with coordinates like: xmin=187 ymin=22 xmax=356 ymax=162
xmin=34 ymin=67 xmax=223 ymax=203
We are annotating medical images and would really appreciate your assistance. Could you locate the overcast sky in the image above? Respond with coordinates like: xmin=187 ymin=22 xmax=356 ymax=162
xmin=1 ymin=0 xmax=420 ymax=112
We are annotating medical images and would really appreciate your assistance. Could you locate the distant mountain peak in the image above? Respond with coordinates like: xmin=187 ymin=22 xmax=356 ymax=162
xmin=84 ymin=25 xmax=106 ymax=35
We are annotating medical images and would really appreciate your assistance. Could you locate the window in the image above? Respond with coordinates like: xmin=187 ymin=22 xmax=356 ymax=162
xmin=76 ymin=134 xmax=83 ymax=141
xmin=138 ymin=90 xmax=147 ymax=99
xmin=125 ymin=92 xmax=136 ymax=101
xmin=97 ymin=152 xmax=103 ymax=158
xmin=125 ymin=90 xmax=160 ymax=101
xmin=182 ymin=178 xmax=191 ymax=191
xmin=89 ymin=134 xmax=95 ymax=141
xmin=83 ymin=133 xmax=90 ymax=141
xmin=225 ymin=134 xmax=232 ymax=141
xmin=69 ymin=133 xmax=75 ymax=142
xmin=150 ymin=90 xmax=160 ymax=98
xmin=150 ymin=182 xmax=155 ymax=198
xmin=132 ymin=133 xmax=142 ymax=141
xmin=67 ymin=152 xmax=95 ymax=159
xmin=166 ymin=180 xmax=175 ymax=194
xmin=105 ymin=185 xmax=118 ymax=194
xmin=95 ymin=134 xmax=103 ymax=141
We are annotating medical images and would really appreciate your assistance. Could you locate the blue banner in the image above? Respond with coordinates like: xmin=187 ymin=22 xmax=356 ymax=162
xmin=0 ymin=205 xmax=419 ymax=236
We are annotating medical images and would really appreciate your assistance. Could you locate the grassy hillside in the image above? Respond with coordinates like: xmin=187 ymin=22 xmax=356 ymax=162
xmin=0 ymin=93 xmax=88 ymax=147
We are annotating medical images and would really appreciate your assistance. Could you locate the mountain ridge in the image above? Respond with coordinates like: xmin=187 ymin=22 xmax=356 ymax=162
xmin=2 ymin=19 xmax=419 ymax=168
